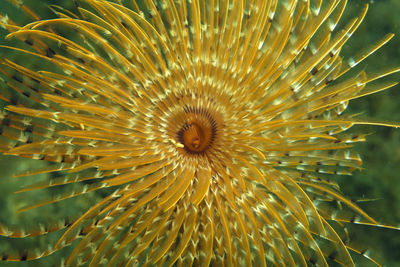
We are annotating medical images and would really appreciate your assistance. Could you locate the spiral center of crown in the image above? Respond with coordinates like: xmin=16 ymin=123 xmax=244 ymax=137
xmin=182 ymin=122 xmax=209 ymax=152
xmin=176 ymin=108 xmax=217 ymax=154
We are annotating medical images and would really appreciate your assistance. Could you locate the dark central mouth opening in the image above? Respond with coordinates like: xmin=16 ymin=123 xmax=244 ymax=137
xmin=176 ymin=108 xmax=217 ymax=154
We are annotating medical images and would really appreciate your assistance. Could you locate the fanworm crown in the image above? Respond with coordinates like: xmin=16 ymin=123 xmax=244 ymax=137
xmin=0 ymin=0 xmax=399 ymax=266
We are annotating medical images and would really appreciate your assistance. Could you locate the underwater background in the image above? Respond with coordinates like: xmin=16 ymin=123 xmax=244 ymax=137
xmin=0 ymin=0 xmax=399 ymax=266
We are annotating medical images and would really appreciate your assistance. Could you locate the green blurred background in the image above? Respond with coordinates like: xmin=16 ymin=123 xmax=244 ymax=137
xmin=0 ymin=0 xmax=399 ymax=266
